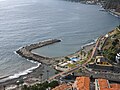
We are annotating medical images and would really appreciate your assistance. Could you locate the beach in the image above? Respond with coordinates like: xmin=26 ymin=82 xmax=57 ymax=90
xmin=0 ymin=39 xmax=95 ymax=90
xmin=0 ymin=0 xmax=119 ymax=89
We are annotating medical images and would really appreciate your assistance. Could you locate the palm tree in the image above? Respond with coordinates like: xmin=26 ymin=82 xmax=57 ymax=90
xmin=40 ymin=73 xmax=43 ymax=83
xmin=80 ymin=50 xmax=83 ymax=60
xmin=3 ymin=85 xmax=6 ymax=90
xmin=46 ymin=70 xmax=49 ymax=80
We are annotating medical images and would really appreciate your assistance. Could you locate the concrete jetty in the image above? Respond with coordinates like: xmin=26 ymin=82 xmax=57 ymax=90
xmin=16 ymin=39 xmax=61 ymax=65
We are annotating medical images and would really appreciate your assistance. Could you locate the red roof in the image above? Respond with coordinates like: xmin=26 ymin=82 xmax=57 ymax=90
xmin=97 ymin=79 xmax=120 ymax=90
xmin=76 ymin=76 xmax=90 ymax=90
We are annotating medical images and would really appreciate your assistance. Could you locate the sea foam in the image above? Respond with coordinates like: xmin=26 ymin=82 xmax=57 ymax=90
xmin=81 ymin=38 xmax=98 ymax=49
xmin=0 ymin=58 xmax=41 ymax=83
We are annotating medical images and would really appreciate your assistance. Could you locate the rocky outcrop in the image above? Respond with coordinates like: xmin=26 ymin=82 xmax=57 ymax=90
xmin=102 ymin=0 xmax=120 ymax=13
xmin=66 ymin=0 xmax=120 ymax=13
xmin=16 ymin=39 xmax=61 ymax=65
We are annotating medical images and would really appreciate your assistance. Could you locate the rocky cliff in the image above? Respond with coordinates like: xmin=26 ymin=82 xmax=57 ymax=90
xmin=103 ymin=0 xmax=120 ymax=13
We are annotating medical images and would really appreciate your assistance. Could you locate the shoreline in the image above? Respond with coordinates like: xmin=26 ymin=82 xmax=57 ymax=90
xmin=0 ymin=38 xmax=96 ymax=88
xmin=108 ymin=10 xmax=120 ymax=17
xmin=1 ymin=7 xmax=119 ymax=90
xmin=16 ymin=39 xmax=61 ymax=65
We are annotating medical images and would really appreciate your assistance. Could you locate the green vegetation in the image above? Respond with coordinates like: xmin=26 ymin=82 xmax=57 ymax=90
xmin=104 ymin=0 xmax=120 ymax=12
xmin=65 ymin=56 xmax=70 ymax=60
xmin=67 ymin=63 xmax=76 ymax=68
xmin=102 ymin=29 xmax=120 ymax=63
xmin=65 ymin=0 xmax=120 ymax=13
xmin=88 ymin=58 xmax=95 ymax=63
xmin=21 ymin=80 xmax=59 ymax=90
xmin=87 ymin=49 xmax=93 ymax=59
xmin=117 ymin=25 xmax=120 ymax=29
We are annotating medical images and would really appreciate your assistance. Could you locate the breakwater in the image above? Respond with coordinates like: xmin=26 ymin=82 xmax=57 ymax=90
xmin=16 ymin=39 xmax=61 ymax=65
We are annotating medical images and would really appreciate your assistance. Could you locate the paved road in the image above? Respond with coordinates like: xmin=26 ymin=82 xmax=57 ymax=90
xmin=48 ymin=36 xmax=103 ymax=81
xmin=84 ymin=36 xmax=102 ymax=65
xmin=49 ymin=65 xmax=81 ymax=81
xmin=36 ymin=36 xmax=120 ymax=83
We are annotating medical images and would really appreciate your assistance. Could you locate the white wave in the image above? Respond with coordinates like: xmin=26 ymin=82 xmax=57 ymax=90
xmin=0 ymin=63 xmax=41 ymax=82
xmin=26 ymin=59 xmax=40 ymax=64
xmin=81 ymin=38 xmax=98 ymax=49
xmin=0 ymin=60 xmax=41 ymax=83
xmin=109 ymin=11 xmax=119 ymax=18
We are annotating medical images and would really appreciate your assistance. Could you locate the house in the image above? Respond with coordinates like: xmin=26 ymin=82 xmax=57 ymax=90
xmin=95 ymin=78 xmax=120 ymax=90
xmin=52 ymin=83 xmax=72 ymax=90
xmin=116 ymin=52 xmax=120 ymax=63
xmin=73 ymin=76 xmax=90 ymax=90
xmin=95 ymin=56 xmax=111 ymax=66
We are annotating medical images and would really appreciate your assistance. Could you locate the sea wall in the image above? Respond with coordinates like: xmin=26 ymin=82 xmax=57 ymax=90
xmin=16 ymin=39 xmax=61 ymax=65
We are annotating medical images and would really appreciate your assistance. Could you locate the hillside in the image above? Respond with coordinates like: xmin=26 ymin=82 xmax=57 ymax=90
xmin=103 ymin=0 xmax=120 ymax=13
xmin=102 ymin=26 xmax=120 ymax=63
xmin=64 ymin=0 xmax=120 ymax=13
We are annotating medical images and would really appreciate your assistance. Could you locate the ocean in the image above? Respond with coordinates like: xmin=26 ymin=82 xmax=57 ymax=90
xmin=0 ymin=0 xmax=119 ymax=82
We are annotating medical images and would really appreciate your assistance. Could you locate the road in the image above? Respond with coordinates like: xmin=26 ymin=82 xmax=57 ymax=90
xmin=34 ymin=35 xmax=120 ymax=83
xmin=49 ymin=65 xmax=81 ymax=81
xmin=83 ymin=36 xmax=102 ymax=65
xmin=48 ymin=36 xmax=102 ymax=81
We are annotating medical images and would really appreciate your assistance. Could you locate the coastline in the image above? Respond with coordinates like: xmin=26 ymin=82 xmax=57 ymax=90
xmin=16 ymin=39 xmax=61 ymax=65
xmin=108 ymin=10 xmax=120 ymax=17
xmin=0 ymin=38 xmax=96 ymax=89
xmin=1 ymin=28 xmax=119 ymax=90
xmin=0 ymin=0 xmax=119 ymax=89
xmin=0 ymin=4 xmax=119 ymax=90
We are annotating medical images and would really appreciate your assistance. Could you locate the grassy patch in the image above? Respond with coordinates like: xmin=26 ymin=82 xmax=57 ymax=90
xmin=67 ymin=63 xmax=76 ymax=68
xmin=102 ymin=29 xmax=120 ymax=63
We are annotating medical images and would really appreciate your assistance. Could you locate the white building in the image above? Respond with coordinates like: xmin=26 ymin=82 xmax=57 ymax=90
xmin=116 ymin=53 xmax=120 ymax=63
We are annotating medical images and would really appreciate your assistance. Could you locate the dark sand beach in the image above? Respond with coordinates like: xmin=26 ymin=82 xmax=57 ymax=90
xmin=0 ymin=40 xmax=95 ymax=90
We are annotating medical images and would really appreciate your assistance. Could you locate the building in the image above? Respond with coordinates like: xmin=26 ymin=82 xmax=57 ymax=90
xmin=70 ymin=56 xmax=81 ymax=62
xmin=52 ymin=77 xmax=120 ymax=90
xmin=52 ymin=83 xmax=72 ymax=90
xmin=116 ymin=52 xmax=120 ymax=63
xmin=74 ymin=76 xmax=90 ymax=90
xmin=95 ymin=56 xmax=111 ymax=66
xmin=95 ymin=78 xmax=120 ymax=90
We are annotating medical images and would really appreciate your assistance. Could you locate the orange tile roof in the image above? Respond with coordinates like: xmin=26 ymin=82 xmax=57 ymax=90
xmin=101 ymin=88 xmax=119 ymax=90
xmin=52 ymin=83 xmax=72 ymax=90
xmin=97 ymin=79 xmax=109 ymax=89
xmin=110 ymin=84 xmax=120 ymax=89
xmin=76 ymin=76 xmax=90 ymax=90
xmin=96 ymin=79 xmax=120 ymax=90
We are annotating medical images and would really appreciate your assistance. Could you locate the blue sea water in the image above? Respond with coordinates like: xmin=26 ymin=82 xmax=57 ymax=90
xmin=0 ymin=0 xmax=119 ymax=81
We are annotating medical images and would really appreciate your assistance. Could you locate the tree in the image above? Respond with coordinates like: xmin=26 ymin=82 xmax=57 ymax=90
xmin=118 ymin=25 xmax=120 ymax=29
xmin=65 ymin=56 xmax=70 ymax=60
xmin=42 ymin=81 xmax=49 ymax=88
xmin=80 ymin=50 xmax=83 ymax=60
xmin=22 ymin=85 xmax=29 ymax=90
xmin=49 ymin=81 xmax=59 ymax=88
xmin=112 ymin=39 xmax=119 ymax=46
xmin=3 ymin=85 xmax=6 ymax=90
xmin=46 ymin=70 xmax=49 ymax=80
xmin=40 ymin=73 xmax=43 ymax=82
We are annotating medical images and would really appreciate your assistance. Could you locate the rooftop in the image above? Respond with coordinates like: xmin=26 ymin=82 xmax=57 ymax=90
xmin=97 ymin=79 xmax=109 ymax=89
xmin=52 ymin=83 xmax=72 ymax=90
xmin=75 ymin=76 xmax=90 ymax=90
xmin=95 ymin=78 xmax=120 ymax=90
